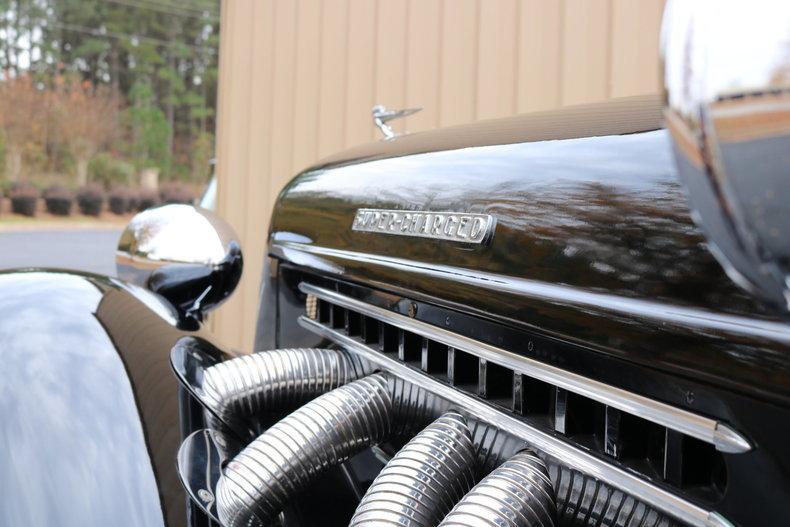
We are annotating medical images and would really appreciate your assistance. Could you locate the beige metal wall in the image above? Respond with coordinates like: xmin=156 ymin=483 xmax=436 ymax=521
xmin=213 ymin=0 xmax=666 ymax=351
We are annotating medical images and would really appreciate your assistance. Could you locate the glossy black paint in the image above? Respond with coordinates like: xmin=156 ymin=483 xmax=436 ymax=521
xmin=0 ymin=269 xmax=223 ymax=527
xmin=266 ymin=118 xmax=790 ymax=526
xmin=269 ymin=129 xmax=790 ymax=405
xmin=278 ymin=267 xmax=790 ymax=526
xmin=176 ymin=429 xmax=225 ymax=523
xmin=148 ymin=240 xmax=243 ymax=323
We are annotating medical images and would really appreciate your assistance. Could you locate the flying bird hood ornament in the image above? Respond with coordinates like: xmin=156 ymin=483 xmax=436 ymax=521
xmin=372 ymin=104 xmax=422 ymax=139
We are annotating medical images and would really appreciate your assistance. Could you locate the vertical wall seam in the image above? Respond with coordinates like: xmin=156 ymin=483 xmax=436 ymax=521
xmin=260 ymin=5 xmax=276 ymax=351
xmin=314 ymin=0 xmax=324 ymax=156
xmin=237 ymin=0 xmax=258 ymax=346
xmin=290 ymin=0 xmax=302 ymax=173
xmin=605 ymin=0 xmax=614 ymax=100
xmin=512 ymin=0 xmax=520 ymax=116
xmin=265 ymin=0 xmax=279 ymax=223
xmin=369 ymin=0 xmax=380 ymax=142
xmin=210 ymin=0 xmax=233 ymax=337
xmin=288 ymin=1 xmax=299 ymax=176
xmin=558 ymin=0 xmax=566 ymax=106
xmin=215 ymin=2 xmax=237 ymax=229
xmin=472 ymin=0 xmax=481 ymax=122
xmin=436 ymin=0 xmax=444 ymax=128
xmin=242 ymin=0 xmax=262 ymax=349
xmin=343 ymin=0 xmax=352 ymax=145
xmin=265 ymin=2 xmax=277 ymax=197
xmin=435 ymin=0 xmax=442 ymax=129
xmin=402 ymin=0 xmax=410 ymax=134
xmin=340 ymin=0 xmax=350 ymax=147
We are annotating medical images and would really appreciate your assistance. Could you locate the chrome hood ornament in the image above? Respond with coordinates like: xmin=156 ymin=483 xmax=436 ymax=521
xmin=372 ymin=104 xmax=422 ymax=139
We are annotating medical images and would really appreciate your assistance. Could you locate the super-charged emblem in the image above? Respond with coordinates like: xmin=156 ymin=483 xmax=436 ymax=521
xmin=351 ymin=209 xmax=496 ymax=245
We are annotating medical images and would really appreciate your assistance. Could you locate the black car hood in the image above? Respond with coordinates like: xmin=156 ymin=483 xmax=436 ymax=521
xmin=269 ymin=97 xmax=790 ymax=404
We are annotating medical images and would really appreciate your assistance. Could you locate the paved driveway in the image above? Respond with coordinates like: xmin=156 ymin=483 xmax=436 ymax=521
xmin=0 ymin=229 xmax=122 ymax=276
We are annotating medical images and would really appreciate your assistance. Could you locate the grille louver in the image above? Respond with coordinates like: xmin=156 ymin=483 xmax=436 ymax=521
xmin=305 ymin=290 xmax=729 ymax=500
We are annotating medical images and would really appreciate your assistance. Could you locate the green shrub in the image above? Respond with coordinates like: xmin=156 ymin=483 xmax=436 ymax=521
xmin=43 ymin=184 xmax=74 ymax=216
xmin=159 ymin=181 xmax=195 ymax=204
xmin=76 ymin=184 xmax=104 ymax=216
xmin=108 ymin=185 xmax=133 ymax=215
xmin=88 ymin=153 xmax=135 ymax=188
xmin=9 ymin=181 xmax=39 ymax=216
xmin=136 ymin=188 xmax=159 ymax=211
xmin=128 ymin=190 xmax=139 ymax=212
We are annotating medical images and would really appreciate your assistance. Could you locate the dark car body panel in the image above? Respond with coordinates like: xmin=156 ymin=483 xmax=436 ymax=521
xmin=0 ymin=270 xmax=224 ymax=527
xmin=264 ymin=96 xmax=790 ymax=526
xmin=276 ymin=266 xmax=790 ymax=524
xmin=270 ymin=127 xmax=790 ymax=405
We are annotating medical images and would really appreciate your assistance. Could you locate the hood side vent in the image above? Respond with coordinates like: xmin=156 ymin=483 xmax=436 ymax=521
xmin=304 ymin=287 xmax=729 ymax=504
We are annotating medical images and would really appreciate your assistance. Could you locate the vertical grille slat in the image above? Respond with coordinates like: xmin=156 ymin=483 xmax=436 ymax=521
xmin=605 ymin=406 xmax=623 ymax=459
xmin=478 ymin=359 xmax=488 ymax=398
xmin=345 ymin=310 xmax=362 ymax=337
xmin=398 ymin=330 xmax=422 ymax=363
xmin=479 ymin=359 xmax=514 ymax=408
xmin=330 ymin=304 xmax=345 ymax=329
xmin=513 ymin=373 xmax=523 ymax=414
xmin=447 ymin=346 xmax=456 ymax=381
xmin=421 ymin=339 xmax=449 ymax=377
xmin=361 ymin=316 xmax=380 ymax=345
xmin=381 ymin=324 xmax=399 ymax=354
xmin=555 ymin=389 xmax=602 ymax=438
xmin=318 ymin=298 xmax=331 ymax=324
xmin=555 ymin=387 xmax=569 ymax=435
xmin=663 ymin=430 xmax=685 ymax=486
xmin=449 ymin=348 xmax=479 ymax=391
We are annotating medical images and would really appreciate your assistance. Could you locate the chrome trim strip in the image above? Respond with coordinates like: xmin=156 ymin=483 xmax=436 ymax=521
xmin=299 ymin=282 xmax=751 ymax=455
xmin=273 ymin=241 xmax=790 ymax=346
xmin=298 ymin=315 xmax=733 ymax=527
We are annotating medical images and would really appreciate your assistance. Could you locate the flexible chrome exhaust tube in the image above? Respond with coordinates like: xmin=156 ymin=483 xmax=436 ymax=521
xmin=207 ymin=353 xmax=667 ymax=527
xmin=201 ymin=348 xmax=372 ymax=431
xmin=217 ymin=372 xmax=436 ymax=527
xmin=438 ymin=450 xmax=556 ymax=527
xmin=550 ymin=464 xmax=679 ymax=527
xmin=349 ymin=411 xmax=477 ymax=527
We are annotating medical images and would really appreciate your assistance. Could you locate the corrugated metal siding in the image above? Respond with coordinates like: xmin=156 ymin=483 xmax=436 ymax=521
xmin=213 ymin=0 xmax=666 ymax=351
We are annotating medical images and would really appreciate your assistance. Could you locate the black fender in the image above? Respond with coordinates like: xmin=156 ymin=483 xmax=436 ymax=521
xmin=0 ymin=269 xmax=229 ymax=527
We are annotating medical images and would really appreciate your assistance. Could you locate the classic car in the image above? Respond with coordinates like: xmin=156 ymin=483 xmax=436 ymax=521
xmin=1 ymin=3 xmax=788 ymax=527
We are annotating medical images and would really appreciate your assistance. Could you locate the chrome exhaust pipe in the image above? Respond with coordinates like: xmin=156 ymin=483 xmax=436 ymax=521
xmin=349 ymin=411 xmax=477 ymax=527
xmin=201 ymin=347 xmax=372 ymax=432
xmin=175 ymin=339 xmax=685 ymax=527
xmin=550 ymin=464 xmax=678 ymax=527
xmin=200 ymin=349 xmax=675 ymax=527
xmin=438 ymin=450 xmax=556 ymax=527
xmin=217 ymin=373 xmax=433 ymax=527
